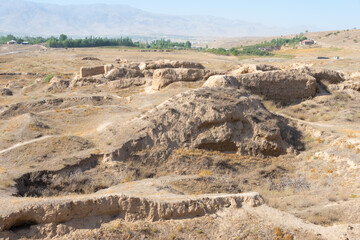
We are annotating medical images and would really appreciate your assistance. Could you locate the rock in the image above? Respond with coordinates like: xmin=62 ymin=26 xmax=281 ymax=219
xmin=123 ymin=62 xmax=140 ymax=70
xmin=80 ymin=66 xmax=105 ymax=78
xmin=115 ymin=59 xmax=128 ymax=64
xmin=152 ymin=68 xmax=206 ymax=90
xmin=0 ymin=72 xmax=21 ymax=76
xmin=102 ymin=87 xmax=299 ymax=162
xmin=147 ymin=59 xmax=205 ymax=70
xmin=329 ymin=82 xmax=360 ymax=92
xmin=309 ymin=68 xmax=346 ymax=84
xmin=21 ymin=80 xmax=43 ymax=94
xmin=126 ymin=96 xmax=132 ymax=103
xmin=105 ymin=68 xmax=144 ymax=80
xmin=104 ymin=64 xmax=114 ymax=75
xmin=6 ymin=81 xmax=21 ymax=89
xmin=81 ymin=57 xmax=101 ymax=61
xmin=351 ymin=71 xmax=360 ymax=79
xmin=230 ymin=64 xmax=280 ymax=75
xmin=203 ymin=70 xmax=227 ymax=80
xmin=1 ymin=88 xmax=12 ymax=96
xmin=139 ymin=62 xmax=147 ymax=71
xmin=347 ymin=82 xmax=360 ymax=91
xmin=107 ymin=78 xmax=147 ymax=90
xmin=70 ymin=77 xmax=104 ymax=88
xmin=47 ymin=78 xmax=70 ymax=92
xmin=142 ymin=70 xmax=153 ymax=78
xmin=257 ymin=64 xmax=282 ymax=72
xmin=203 ymin=69 xmax=318 ymax=103
xmin=202 ymin=75 xmax=237 ymax=88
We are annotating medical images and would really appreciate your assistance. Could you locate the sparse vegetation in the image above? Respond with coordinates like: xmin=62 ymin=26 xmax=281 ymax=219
xmin=325 ymin=31 xmax=341 ymax=37
xmin=306 ymin=210 xmax=340 ymax=226
xmin=42 ymin=74 xmax=54 ymax=83
xmin=204 ymin=33 xmax=307 ymax=57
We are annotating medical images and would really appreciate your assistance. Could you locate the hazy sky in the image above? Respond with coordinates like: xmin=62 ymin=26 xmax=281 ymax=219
xmin=29 ymin=0 xmax=359 ymax=31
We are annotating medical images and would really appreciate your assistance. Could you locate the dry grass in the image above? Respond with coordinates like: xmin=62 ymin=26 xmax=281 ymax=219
xmin=305 ymin=210 xmax=341 ymax=226
xmin=198 ymin=169 xmax=213 ymax=177
xmin=262 ymin=100 xmax=282 ymax=112
xmin=0 ymin=178 xmax=14 ymax=189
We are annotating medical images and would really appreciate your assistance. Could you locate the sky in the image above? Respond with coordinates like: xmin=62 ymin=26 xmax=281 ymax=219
xmin=29 ymin=0 xmax=359 ymax=31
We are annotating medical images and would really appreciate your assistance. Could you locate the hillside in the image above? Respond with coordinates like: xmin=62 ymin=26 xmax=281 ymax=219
xmin=0 ymin=0 xmax=298 ymax=38
xmin=210 ymin=29 xmax=360 ymax=49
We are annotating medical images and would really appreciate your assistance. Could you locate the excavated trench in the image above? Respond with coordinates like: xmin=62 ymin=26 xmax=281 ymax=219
xmin=197 ymin=140 xmax=238 ymax=152
xmin=14 ymin=154 xmax=105 ymax=197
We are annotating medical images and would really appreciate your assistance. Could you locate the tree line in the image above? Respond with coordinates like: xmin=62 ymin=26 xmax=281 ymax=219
xmin=46 ymin=35 xmax=136 ymax=48
xmin=0 ymin=34 xmax=192 ymax=50
xmin=0 ymin=34 xmax=47 ymax=44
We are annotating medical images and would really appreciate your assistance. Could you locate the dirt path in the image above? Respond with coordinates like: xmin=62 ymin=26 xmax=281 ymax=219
xmin=0 ymin=135 xmax=55 ymax=154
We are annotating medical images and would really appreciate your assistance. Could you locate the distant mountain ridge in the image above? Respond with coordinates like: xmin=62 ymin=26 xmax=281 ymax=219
xmin=0 ymin=0 xmax=300 ymax=38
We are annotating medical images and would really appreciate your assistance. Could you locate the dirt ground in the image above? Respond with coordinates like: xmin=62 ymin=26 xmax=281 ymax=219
xmin=0 ymin=40 xmax=360 ymax=240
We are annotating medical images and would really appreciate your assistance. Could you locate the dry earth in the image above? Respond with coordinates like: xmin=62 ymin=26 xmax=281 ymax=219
xmin=0 ymin=39 xmax=360 ymax=240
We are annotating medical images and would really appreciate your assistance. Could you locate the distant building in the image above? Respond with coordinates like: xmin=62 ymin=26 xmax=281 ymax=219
xmin=259 ymin=47 xmax=272 ymax=51
xmin=301 ymin=39 xmax=315 ymax=45
xmin=7 ymin=40 xmax=17 ymax=45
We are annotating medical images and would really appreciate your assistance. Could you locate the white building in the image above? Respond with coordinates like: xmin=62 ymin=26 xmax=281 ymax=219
xmin=7 ymin=40 xmax=17 ymax=45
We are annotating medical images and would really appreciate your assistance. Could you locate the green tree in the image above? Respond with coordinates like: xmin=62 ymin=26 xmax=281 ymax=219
xmin=16 ymin=38 xmax=24 ymax=44
xmin=59 ymin=34 xmax=68 ymax=42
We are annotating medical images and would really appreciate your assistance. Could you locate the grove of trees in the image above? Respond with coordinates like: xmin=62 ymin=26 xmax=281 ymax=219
xmin=0 ymin=34 xmax=48 ymax=44
xmin=0 ymin=34 xmax=193 ymax=50
xmin=46 ymin=35 xmax=136 ymax=48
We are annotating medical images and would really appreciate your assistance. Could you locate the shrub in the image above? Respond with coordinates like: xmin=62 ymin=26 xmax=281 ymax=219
xmin=43 ymin=74 xmax=54 ymax=83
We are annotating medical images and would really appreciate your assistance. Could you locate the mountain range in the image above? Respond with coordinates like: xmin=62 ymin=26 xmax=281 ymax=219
xmin=0 ymin=0 xmax=306 ymax=38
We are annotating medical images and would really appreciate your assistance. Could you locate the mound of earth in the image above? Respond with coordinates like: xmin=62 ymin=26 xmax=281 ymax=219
xmin=0 ymin=135 xmax=94 ymax=179
xmin=203 ymin=69 xmax=318 ymax=103
xmin=69 ymin=77 xmax=104 ymax=88
xmin=0 ymin=113 xmax=55 ymax=150
xmin=107 ymin=78 xmax=147 ymax=90
xmin=105 ymin=67 xmax=144 ymax=80
xmin=0 ymin=96 xmax=115 ymax=120
xmin=230 ymin=64 xmax=281 ymax=75
xmin=204 ymin=66 xmax=347 ymax=103
xmin=47 ymin=78 xmax=70 ymax=92
xmin=1 ymin=88 xmax=12 ymax=96
xmin=152 ymin=68 xmax=207 ymax=90
xmin=291 ymin=66 xmax=346 ymax=84
xmin=101 ymin=87 xmax=300 ymax=162
xmin=146 ymin=59 xmax=205 ymax=70
xmin=81 ymin=57 xmax=101 ymax=61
